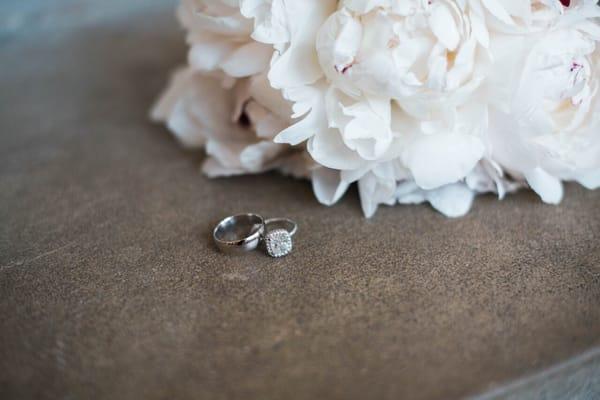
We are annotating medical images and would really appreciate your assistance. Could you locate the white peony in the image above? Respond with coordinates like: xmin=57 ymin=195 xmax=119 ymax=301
xmin=273 ymin=0 xmax=496 ymax=216
xmin=487 ymin=3 xmax=600 ymax=203
xmin=154 ymin=0 xmax=600 ymax=218
xmin=474 ymin=0 xmax=586 ymax=33
xmin=152 ymin=0 xmax=313 ymax=179
xmin=316 ymin=0 xmax=490 ymax=100
xmin=178 ymin=0 xmax=273 ymax=77
xmin=152 ymin=68 xmax=311 ymax=178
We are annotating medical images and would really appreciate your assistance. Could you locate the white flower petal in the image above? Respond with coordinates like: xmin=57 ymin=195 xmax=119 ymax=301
xmin=429 ymin=3 xmax=461 ymax=51
xmin=312 ymin=167 xmax=352 ymax=206
xmin=308 ymin=128 xmax=366 ymax=170
xmin=525 ymin=167 xmax=564 ymax=205
xmin=220 ymin=41 xmax=272 ymax=77
xmin=426 ymin=183 xmax=476 ymax=218
xmin=577 ymin=169 xmax=600 ymax=190
xmin=403 ymin=134 xmax=485 ymax=190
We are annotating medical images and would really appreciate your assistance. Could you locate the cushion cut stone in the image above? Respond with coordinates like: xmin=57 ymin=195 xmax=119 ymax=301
xmin=265 ymin=229 xmax=292 ymax=258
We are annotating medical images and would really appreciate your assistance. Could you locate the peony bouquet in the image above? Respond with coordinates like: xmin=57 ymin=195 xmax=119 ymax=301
xmin=153 ymin=0 xmax=600 ymax=217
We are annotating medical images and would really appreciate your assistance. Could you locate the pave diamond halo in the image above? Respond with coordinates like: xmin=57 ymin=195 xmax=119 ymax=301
xmin=263 ymin=218 xmax=298 ymax=258
xmin=264 ymin=229 xmax=293 ymax=258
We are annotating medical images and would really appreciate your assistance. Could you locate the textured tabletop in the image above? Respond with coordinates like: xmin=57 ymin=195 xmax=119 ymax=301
xmin=1 ymin=1 xmax=600 ymax=399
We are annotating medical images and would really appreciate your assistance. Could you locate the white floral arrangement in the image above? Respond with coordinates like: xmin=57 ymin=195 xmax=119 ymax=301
xmin=153 ymin=0 xmax=600 ymax=217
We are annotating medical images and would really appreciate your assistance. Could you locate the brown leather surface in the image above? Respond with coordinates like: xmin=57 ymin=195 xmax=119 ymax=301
xmin=1 ymin=3 xmax=599 ymax=399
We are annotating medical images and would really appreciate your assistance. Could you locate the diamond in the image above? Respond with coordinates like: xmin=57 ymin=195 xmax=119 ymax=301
xmin=265 ymin=229 xmax=293 ymax=258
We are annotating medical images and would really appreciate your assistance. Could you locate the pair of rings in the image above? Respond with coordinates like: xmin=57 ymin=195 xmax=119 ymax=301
xmin=213 ymin=214 xmax=298 ymax=258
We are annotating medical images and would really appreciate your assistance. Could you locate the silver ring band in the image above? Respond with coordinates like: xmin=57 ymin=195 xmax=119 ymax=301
xmin=264 ymin=218 xmax=298 ymax=237
xmin=213 ymin=213 xmax=265 ymax=255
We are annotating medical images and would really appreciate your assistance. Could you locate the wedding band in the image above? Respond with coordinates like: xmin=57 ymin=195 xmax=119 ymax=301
xmin=213 ymin=213 xmax=265 ymax=255
xmin=263 ymin=218 xmax=298 ymax=258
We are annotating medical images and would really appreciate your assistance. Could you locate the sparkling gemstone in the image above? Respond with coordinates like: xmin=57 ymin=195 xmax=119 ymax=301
xmin=265 ymin=229 xmax=292 ymax=258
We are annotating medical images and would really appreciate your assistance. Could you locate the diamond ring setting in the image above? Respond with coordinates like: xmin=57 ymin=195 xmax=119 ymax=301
xmin=263 ymin=218 xmax=298 ymax=258
xmin=264 ymin=229 xmax=293 ymax=258
xmin=213 ymin=215 xmax=298 ymax=258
